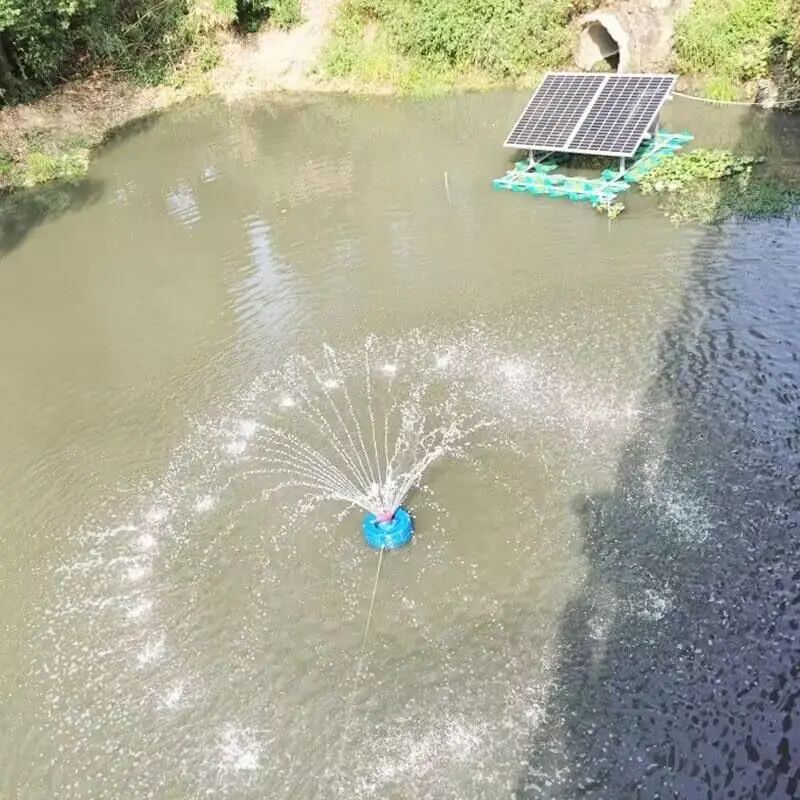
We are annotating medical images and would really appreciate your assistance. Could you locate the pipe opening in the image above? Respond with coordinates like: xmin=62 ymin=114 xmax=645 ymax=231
xmin=582 ymin=21 xmax=621 ymax=72
xmin=575 ymin=14 xmax=630 ymax=73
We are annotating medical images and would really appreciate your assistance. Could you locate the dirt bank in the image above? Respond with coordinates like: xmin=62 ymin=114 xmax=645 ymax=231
xmin=0 ymin=0 xmax=344 ymax=193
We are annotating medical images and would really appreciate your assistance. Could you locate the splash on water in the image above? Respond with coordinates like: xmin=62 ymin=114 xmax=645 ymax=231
xmin=237 ymin=337 xmax=497 ymax=521
xmin=31 ymin=324 xmax=666 ymax=800
xmin=218 ymin=726 xmax=264 ymax=773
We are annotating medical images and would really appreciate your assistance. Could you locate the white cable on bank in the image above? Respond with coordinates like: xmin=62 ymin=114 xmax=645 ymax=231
xmin=672 ymin=90 xmax=800 ymax=108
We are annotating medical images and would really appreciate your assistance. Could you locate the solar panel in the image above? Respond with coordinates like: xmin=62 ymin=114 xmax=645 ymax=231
xmin=504 ymin=74 xmax=606 ymax=151
xmin=503 ymin=73 xmax=676 ymax=158
xmin=567 ymin=75 xmax=676 ymax=156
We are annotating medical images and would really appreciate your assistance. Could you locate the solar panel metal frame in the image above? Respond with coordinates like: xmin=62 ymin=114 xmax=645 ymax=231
xmin=503 ymin=72 xmax=677 ymax=158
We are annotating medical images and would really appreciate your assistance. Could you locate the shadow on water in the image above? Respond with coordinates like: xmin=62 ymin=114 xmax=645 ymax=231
xmin=515 ymin=106 xmax=800 ymax=798
xmin=0 ymin=177 xmax=104 ymax=261
xmin=0 ymin=109 xmax=168 ymax=261
xmin=95 ymin=107 xmax=164 ymax=155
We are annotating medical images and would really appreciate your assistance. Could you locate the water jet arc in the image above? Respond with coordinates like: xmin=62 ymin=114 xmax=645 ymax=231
xmin=362 ymin=507 xmax=414 ymax=550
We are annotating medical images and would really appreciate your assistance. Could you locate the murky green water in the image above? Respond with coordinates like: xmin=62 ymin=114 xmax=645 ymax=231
xmin=1 ymin=92 xmax=799 ymax=799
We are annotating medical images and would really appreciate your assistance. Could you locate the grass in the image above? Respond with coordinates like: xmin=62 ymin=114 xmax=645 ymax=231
xmin=321 ymin=0 xmax=569 ymax=95
xmin=674 ymin=0 xmax=793 ymax=97
xmin=0 ymin=131 xmax=91 ymax=193
xmin=22 ymin=150 xmax=90 ymax=187
xmin=166 ymin=39 xmax=222 ymax=92
xmin=322 ymin=24 xmax=507 ymax=94
xmin=324 ymin=0 xmax=799 ymax=101
xmin=322 ymin=17 xmax=492 ymax=94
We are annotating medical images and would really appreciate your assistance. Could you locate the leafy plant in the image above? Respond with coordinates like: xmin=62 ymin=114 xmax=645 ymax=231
xmin=323 ymin=0 xmax=575 ymax=88
xmin=596 ymin=200 xmax=625 ymax=219
xmin=268 ymin=0 xmax=302 ymax=30
xmin=674 ymin=0 xmax=793 ymax=87
xmin=639 ymin=148 xmax=800 ymax=224
xmin=235 ymin=0 xmax=301 ymax=32
xmin=639 ymin=149 xmax=761 ymax=193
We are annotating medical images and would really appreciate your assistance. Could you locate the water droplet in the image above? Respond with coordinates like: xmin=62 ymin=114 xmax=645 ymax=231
xmin=324 ymin=379 xmax=339 ymax=389
xmin=144 ymin=507 xmax=167 ymax=524
xmin=137 ymin=533 xmax=156 ymax=551
xmin=160 ymin=683 xmax=185 ymax=709
xmin=381 ymin=363 xmax=397 ymax=376
xmin=219 ymin=727 xmax=262 ymax=772
xmin=501 ymin=361 xmax=525 ymax=379
xmin=137 ymin=638 xmax=165 ymax=666
xmin=238 ymin=419 xmax=257 ymax=437
xmin=127 ymin=599 xmax=153 ymax=620
xmin=436 ymin=355 xmax=450 ymax=368
xmin=195 ymin=495 xmax=216 ymax=513
xmin=125 ymin=564 xmax=150 ymax=583
xmin=279 ymin=396 xmax=295 ymax=408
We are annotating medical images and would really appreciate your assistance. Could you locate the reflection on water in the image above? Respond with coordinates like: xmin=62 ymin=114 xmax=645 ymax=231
xmin=0 ymin=92 xmax=798 ymax=799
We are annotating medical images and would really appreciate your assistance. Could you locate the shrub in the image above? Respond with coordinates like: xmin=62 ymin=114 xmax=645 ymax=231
xmin=0 ymin=0 xmax=303 ymax=104
xmin=675 ymin=0 xmax=792 ymax=84
xmin=324 ymin=0 xmax=573 ymax=84
xmin=639 ymin=148 xmax=800 ymax=224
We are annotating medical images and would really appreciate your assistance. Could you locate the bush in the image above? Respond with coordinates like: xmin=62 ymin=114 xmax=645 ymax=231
xmin=0 ymin=0 xmax=97 ymax=99
xmin=23 ymin=149 xmax=89 ymax=185
xmin=324 ymin=0 xmax=574 ymax=85
xmin=0 ymin=0 xmax=303 ymax=104
xmin=268 ymin=0 xmax=303 ymax=30
xmin=638 ymin=148 xmax=800 ymax=224
xmin=675 ymin=0 xmax=792 ymax=85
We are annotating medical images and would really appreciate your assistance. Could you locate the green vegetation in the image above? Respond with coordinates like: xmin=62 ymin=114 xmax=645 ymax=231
xmin=639 ymin=149 xmax=800 ymax=224
xmin=0 ymin=0 xmax=304 ymax=193
xmin=0 ymin=0 xmax=303 ymax=105
xmin=673 ymin=0 xmax=797 ymax=99
xmin=323 ymin=0 xmax=596 ymax=93
xmin=0 ymin=136 xmax=90 ymax=190
xmin=323 ymin=0 xmax=800 ymax=99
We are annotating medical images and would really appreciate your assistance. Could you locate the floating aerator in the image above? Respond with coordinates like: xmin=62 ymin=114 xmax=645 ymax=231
xmin=362 ymin=507 xmax=414 ymax=550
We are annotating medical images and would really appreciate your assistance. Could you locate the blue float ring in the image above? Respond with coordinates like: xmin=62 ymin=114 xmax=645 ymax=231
xmin=362 ymin=507 xmax=414 ymax=550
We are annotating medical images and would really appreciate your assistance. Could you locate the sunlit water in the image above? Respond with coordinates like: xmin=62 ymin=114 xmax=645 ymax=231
xmin=1 ymin=93 xmax=799 ymax=799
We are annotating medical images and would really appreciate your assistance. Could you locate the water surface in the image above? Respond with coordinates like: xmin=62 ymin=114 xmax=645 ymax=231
xmin=1 ymin=92 xmax=798 ymax=799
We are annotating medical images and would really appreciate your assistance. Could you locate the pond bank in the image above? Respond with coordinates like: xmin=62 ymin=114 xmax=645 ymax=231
xmin=0 ymin=0 xmax=347 ymax=194
xmin=0 ymin=0 xmax=795 ymax=201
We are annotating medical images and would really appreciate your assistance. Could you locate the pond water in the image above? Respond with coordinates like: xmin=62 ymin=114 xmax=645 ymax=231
xmin=1 ymin=91 xmax=799 ymax=799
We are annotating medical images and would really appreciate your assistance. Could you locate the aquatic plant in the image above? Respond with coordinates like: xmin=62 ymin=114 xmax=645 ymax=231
xmin=639 ymin=148 xmax=800 ymax=224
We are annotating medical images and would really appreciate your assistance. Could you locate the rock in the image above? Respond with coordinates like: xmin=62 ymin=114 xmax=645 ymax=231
xmin=754 ymin=78 xmax=778 ymax=109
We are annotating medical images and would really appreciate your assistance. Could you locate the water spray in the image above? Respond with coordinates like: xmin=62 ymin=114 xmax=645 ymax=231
xmin=254 ymin=339 xmax=492 ymax=552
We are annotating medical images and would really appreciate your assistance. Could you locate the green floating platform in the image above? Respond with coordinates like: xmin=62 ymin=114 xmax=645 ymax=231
xmin=493 ymin=130 xmax=694 ymax=211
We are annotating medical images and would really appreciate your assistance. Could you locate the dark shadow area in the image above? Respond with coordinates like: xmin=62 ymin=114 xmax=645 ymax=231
xmin=766 ymin=13 xmax=800 ymax=108
xmin=0 ymin=105 xmax=172 ymax=260
xmin=94 ymin=107 xmax=165 ymax=156
xmin=585 ymin=23 xmax=621 ymax=73
xmin=515 ymin=106 xmax=800 ymax=798
xmin=0 ymin=177 xmax=104 ymax=261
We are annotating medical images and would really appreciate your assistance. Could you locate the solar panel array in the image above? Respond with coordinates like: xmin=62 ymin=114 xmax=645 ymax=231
xmin=503 ymin=73 xmax=676 ymax=158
